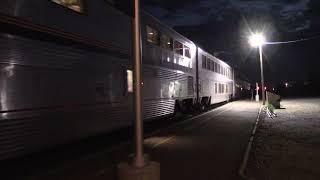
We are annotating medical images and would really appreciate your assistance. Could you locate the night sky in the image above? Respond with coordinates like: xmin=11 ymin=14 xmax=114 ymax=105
xmin=142 ymin=0 xmax=320 ymax=86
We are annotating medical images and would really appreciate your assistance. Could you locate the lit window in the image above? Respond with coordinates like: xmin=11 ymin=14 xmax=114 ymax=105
xmin=146 ymin=25 xmax=159 ymax=45
xmin=174 ymin=41 xmax=183 ymax=55
xmin=127 ymin=70 xmax=133 ymax=92
xmin=160 ymin=34 xmax=173 ymax=49
xmin=51 ymin=0 xmax=84 ymax=13
xmin=184 ymin=45 xmax=191 ymax=58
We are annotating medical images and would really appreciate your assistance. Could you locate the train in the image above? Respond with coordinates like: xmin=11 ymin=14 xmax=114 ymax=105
xmin=0 ymin=0 xmax=251 ymax=160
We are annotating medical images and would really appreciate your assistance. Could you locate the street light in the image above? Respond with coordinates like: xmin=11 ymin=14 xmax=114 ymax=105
xmin=249 ymin=33 xmax=266 ymax=105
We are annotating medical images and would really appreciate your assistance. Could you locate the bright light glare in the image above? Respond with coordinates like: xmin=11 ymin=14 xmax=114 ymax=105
xmin=249 ymin=33 xmax=266 ymax=47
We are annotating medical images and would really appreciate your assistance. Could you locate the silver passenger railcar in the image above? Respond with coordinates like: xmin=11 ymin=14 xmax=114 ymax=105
xmin=140 ymin=12 xmax=197 ymax=118
xmin=197 ymin=48 xmax=234 ymax=107
xmin=0 ymin=0 xmax=239 ymax=160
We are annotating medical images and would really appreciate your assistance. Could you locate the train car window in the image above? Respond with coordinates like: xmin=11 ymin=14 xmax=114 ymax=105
xmin=217 ymin=64 xmax=220 ymax=74
xmin=226 ymin=84 xmax=229 ymax=93
xmin=51 ymin=0 xmax=85 ymax=13
xmin=215 ymin=83 xmax=218 ymax=94
xmin=174 ymin=41 xmax=183 ymax=55
xmin=215 ymin=62 xmax=218 ymax=73
xmin=207 ymin=59 xmax=211 ymax=70
xmin=160 ymin=34 xmax=173 ymax=49
xmin=127 ymin=70 xmax=133 ymax=92
xmin=206 ymin=57 xmax=210 ymax=70
xmin=202 ymin=55 xmax=206 ymax=69
xmin=210 ymin=61 xmax=215 ymax=71
xmin=209 ymin=61 xmax=214 ymax=71
xmin=222 ymin=84 xmax=225 ymax=94
xmin=146 ymin=26 xmax=159 ymax=45
xmin=184 ymin=45 xmax=191 ymax=58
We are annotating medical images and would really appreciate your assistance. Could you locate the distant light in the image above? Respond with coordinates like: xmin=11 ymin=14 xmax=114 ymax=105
xmin=249 ymin=33 xmax=266 ymax=47
xmin=149 ymin=32 xmax=154 ymax=35
xmin=167 ymin=42 xmax=171 ymax=45
xmin=273 ymin=88 xmax=275 ymax=91
xmin=264 ymin=87 xmax=267 ymax=90
xmin=285 ymin=82 xmax=289 ymax=88
xmin=167 ymin=57 xmax=170 ymax=62
xmin=241 ymin=87 xmax=243 ymax=91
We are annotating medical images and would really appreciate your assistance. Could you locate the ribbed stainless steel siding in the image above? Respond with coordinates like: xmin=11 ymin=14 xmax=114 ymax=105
xmin=143 ymin=99 xmax=175 ymax=120
xmin=0 ymin=32 xmax=133 ymax=160
xmin=0 ymin=103 xmax=131 ymax=160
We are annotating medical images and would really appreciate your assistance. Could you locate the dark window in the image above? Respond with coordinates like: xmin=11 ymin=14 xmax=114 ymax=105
xmin=184 ymin=45 xmax=191 ymax=58
xmin=202 ymin=55 xmax=206 ymax=69
xmin=174 ymin=41 xmax=183 ymax=55
xmin=214 ymin=62 xmax=218 ymax=72
xmin=206 ymin=58 xmax=210 ymax=70
xmin=210 ymin=61 xmax=214 ymax=71
xmin=215 ymin=83 xmax=218 ymax=94
xmin=51 ymin=0 xmax=84 ymax=13
xmin=207 ymin=59 xmax=211 ymax=70
xmin=217 ymin=64 xmax=220 ymax=74
xmin=226 ymin=84 xmax=229 ymax=93
xmin=160 ymin=34 xmax=173 ymax=49
xmin=146 ymin=25 xmax=159 ymax=45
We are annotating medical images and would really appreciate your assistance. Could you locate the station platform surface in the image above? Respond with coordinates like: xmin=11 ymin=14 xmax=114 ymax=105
xmin=2 ymin=100 xmax=261 ymax=180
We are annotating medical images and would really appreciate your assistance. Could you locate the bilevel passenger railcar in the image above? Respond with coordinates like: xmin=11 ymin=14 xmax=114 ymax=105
xmin=0 ymin=0 xmax=236 ymax=160
xmin=140 ymin=12 xmax=197 ymax=118
xmin=197 ymin=48 xmax=234 ymax=108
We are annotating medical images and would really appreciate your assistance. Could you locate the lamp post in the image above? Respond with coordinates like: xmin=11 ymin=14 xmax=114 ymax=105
xmin=249 ymin=33 xmax=266 ymax=105
xmin=117 ymin=1 xmax=160 ymax=179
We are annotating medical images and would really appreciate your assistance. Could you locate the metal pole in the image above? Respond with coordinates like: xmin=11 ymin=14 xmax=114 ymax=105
xmin=133 ymin=0 xmax=145 ymax=168
xmin=259 ymin=45 xmax=265 ymax=105
xmin=195 ymin=47 xmax=199 ymax=104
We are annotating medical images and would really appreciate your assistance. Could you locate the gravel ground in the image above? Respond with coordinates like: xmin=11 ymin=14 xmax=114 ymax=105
xmin=247 ymin=98 xmax=320 ymax=180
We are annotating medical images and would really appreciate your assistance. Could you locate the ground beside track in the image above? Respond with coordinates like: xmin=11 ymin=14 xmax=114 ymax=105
xmin=247 ymin=98 xmax=320 ymax=180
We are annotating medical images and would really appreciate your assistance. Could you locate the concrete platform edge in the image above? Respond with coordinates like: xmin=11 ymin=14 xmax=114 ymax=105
xmin=238 ymin=105 xmax=263 ymax=179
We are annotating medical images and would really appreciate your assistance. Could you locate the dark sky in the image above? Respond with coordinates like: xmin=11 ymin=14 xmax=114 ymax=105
xmin=142 ymin=0 xmax=320 ymax=85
